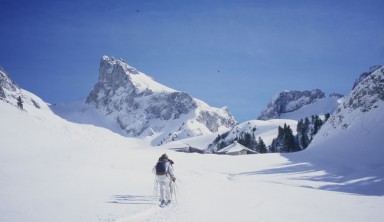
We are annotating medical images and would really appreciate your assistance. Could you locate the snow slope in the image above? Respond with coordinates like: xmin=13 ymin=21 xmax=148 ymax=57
xmin=279 ymin=95 xmax=342 ymax=120
xmin=0 ymin=92 xmax=152 ymax=221
xmin=1 ymin=64 xmax=384 ymax=221
xmin=1 ymin=84 xmax=384 ymax=222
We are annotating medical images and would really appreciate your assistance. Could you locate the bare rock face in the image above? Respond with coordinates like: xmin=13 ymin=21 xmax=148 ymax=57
xmin=0 ymin=66 xmax=20 ymax=100
xmin=258 ymin=89 xmax=326 ymax=120
xmin=329 ymin=66 xmax=384 ymax=130
xmin=352 ymin=65 xmax=382 ymax=90
xmin=0 ymin=67 xmax=42 ymax=109
xmin=86 ymin=56 xmax=237 ymax=144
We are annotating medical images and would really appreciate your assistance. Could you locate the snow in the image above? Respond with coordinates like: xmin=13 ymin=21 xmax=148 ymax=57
xmin=280 ymin=96 xmax=341 ymax=120
xmin=102 ymin=55 xmax=176 ymax=93
xmin=226 ymin=119 xmax=298 ymax=147
xmin=82 ymin=56 xmax=237 ymax=144
xmin=53 ymin=96 xmax=235 ymax=146
xmin=51 ymin=101 xmax=127 ymax=136
xmin=130 ymin=72 xmax=176 ymax=93
xmin=1 ymin=87 xmax=384 ymax=222
xmin=217 ymin=141 xmax=256 ymax=154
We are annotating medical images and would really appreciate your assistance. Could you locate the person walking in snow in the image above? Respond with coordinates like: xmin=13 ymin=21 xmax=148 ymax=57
xmin=153 ymin=153 xmax=176 ymax=207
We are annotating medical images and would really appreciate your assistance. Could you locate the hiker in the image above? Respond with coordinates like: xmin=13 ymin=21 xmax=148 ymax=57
xmin=153 ymin=153 xmax=176 ymax=207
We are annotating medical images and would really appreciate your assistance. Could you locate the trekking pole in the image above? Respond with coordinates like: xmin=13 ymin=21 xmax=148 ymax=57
xmin=153 ymin=175 xmax=158 ymax=198
xmin=172 ymin=180 xmax=178 ymax=204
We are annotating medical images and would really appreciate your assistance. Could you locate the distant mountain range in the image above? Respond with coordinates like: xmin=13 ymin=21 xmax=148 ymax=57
xmin=258 ymin=65 xmax=382 ymax=121
xmin=2 ymin=59 xmax=383 ymax=222
xmin=167 ymin=65 xmax=384 ymax=154
xmin=1 ymin=57 xmax=382 ymax=148
xmin=258 ymin=89 xmax=343 ymax=121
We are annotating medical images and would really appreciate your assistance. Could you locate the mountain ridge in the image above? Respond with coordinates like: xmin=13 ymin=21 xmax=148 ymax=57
xmin=84 ymin=56 xmax=237 ymax=145
xmin=258 ymin=89 xmax=331 ymax=120
xmin=0 ymin=66 xmax=44 ymax=110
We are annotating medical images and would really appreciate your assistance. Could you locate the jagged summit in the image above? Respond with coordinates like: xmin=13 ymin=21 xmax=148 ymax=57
xmin=0 ymin=66 xmax=44 ymax=110
xmin=258 ymin=89 xmax=329 ymax=120
xmin=0 ymin=66 xmax=20 ymax=100
xmin=328 ymin=65 xmax=384 ymax=130
xmin=96 ymin=56 xmax=175 ymax=94
xmin=352 ymin=65 xmax=383 ymax=90
xmin=85 ymin=56 xmax=237 ymax=145
xmin=305 ymin=65 xmax=384 ymax=169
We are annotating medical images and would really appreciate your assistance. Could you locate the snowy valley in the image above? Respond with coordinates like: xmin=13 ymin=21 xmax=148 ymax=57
xmin=1 ymin=61 xmax=384 ymax=221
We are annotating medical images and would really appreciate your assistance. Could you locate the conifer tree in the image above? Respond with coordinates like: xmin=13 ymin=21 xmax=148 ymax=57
xmin=270 ymin=139 xmax=277 ymax=153
xmin=17 ymin=96 xmax=23 ymax=110
xmin=250 ymin=132 xmax=258 ymax=151
xmin=257 ymin=137 xmax=267 ymax=153
xmin=281 ymin=124 xmax=295 ymax=152
xmin=311 ymin=115 xmax=323 ymax=136
xmin=297 ymin=118 xmax=310 ymax=150
xmin=324 ymin=113 xmax=331 ymax=122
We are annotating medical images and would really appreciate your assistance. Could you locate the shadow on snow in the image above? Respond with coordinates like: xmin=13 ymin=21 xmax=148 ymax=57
xmin=108 ymin=195 xmax=158 ymax=205
xmin=232 ymin=153 xmax=384 ymax=197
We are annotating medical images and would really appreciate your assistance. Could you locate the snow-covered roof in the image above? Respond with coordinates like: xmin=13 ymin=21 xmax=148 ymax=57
xmin=217 ymin=141 xmax=257 ymax=154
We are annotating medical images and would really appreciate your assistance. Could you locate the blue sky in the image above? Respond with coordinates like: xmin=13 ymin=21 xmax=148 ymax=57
xmin=1 ymin=0 xmax=383 ymax=122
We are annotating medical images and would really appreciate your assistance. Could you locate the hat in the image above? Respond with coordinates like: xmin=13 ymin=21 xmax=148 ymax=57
xmin=159 ymin=153 xmax=168 ymax=160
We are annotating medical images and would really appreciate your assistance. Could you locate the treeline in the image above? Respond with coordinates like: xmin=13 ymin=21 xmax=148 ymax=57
xmin=295 ymin=113 xmax=330 ymax=150
xmin=213 ymin=126 xmax=268 ymax=153
xmin=215 ymin=114 xmax=330 ymax=154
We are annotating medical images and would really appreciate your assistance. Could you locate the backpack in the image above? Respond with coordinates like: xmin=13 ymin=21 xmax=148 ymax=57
xmin=155 ymin=161 xmax=168 ymax=175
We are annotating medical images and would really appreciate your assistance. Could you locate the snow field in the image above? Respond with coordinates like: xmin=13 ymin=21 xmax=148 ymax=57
xmin=121 ymin=151 xmax=384 ymax=222
xmin=1 ymin=89 xmax=384 ymax=221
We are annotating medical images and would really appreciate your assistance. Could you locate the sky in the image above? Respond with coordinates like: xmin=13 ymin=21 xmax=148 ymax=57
xmin=1 ymin=0 xmax=383 ymax=122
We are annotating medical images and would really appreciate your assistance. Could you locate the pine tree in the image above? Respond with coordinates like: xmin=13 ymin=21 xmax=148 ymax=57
xmin=324 ymin=113 xmax=330 ymax=122
xmin=281 ymin=124 xmax=295 ymax=152
xmin=297 ymin=118 xmax=310 ymax=150
xmin=270 ymin=125 xmax=293 ymax=153
xmin=275 ymin=126 xmax=284 ymax=152
xmin=218 ymin=141 xmax=228 ymax=150
xmin=237 ymin=131 xmax=260 ymax=151
xmin=257 ymin=137 xmax=267 ymax=153
xmin=270 ymin=139 xmax=277 ymax=153
xmin=17 ymin=96 xmax=23 ymax=110
xmin=311 ymin=115 xmax=323 ymax=136
xmin=250 ymin=132 xmax=258 ymax=151
xmin=242 ymin=132 xmax=252 ymax=148
xmin=295 ymin=114 xmax=329 ymax=151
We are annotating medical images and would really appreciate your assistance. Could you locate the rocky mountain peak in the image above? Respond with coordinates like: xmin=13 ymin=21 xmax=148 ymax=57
xmin=85 ymin=56 xmax=236 ymax=144
xmin=0 ymin=66 xmax=22 ymax=103
xmin=328 ymin=66 xmax=384 ymax=130
xmin=86 ymin=56 xmax=175 ymax=110
xmin=99 ymin=56 xmax=139 ymax=82
xmin=352 ymin=65 xmax=383 ymax=90
xmin=0 ymin=66 xmax=20 ymax=99
xmin=258 ymin=89 xmax=326 ymax=120
xmin=0 ymin=67 xmax=42 ymax=109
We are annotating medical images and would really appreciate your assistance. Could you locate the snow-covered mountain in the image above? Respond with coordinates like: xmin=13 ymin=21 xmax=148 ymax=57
xmin=258 ymin=89 xmax=342 ymax=120
xmin=325 ymin=65 xmax=384 ymax=132
xmin=0 ymin=66 xmax=43 ymax=109
xmin=293 ymin=65 xmax=384 ymax=192
xmin=205 ymin=119 xmax=298 ymax=153
xmin=84 ymin=56 xmax=236 ymax=145
xmin=352 ymin=65 xmax=382 ymax=90
xmin=1 ymin=64 xmax=384 ymax=222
